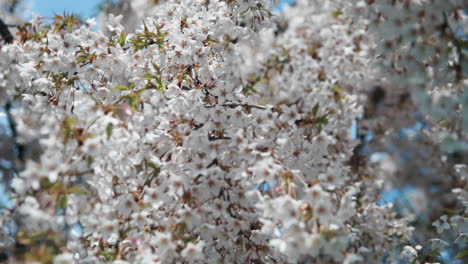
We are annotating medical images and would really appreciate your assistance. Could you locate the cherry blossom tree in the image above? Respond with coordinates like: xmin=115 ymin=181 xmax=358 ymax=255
xmin=0 ymin=0 xmax=466 ymax=263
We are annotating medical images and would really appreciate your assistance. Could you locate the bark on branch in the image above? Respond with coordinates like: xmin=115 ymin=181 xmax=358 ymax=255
xmin=0 ymin=18 xmax=13 ymax=44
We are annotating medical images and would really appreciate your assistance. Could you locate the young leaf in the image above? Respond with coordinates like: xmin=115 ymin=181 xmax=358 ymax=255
xmin=455 ymin=249 xmax=468 ymax=259
xmin=312 ymin=103 xmax=320 ymax=117
xmin=106 ymin=123 xmax=114 ymax=139
xmin=67 ymin=187 xmax=90 ymax=195
xmin=141 ymin=73 xmax=158 ymax=80
xmin=59 ymin=195 xmax=68 ymax=210
xmin=113 ymin=85 xmax=131 ymax=91
xmin=118 ymin=31 xmax=127 ymax=47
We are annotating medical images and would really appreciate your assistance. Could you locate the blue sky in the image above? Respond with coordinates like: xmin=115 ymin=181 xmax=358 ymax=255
xmin=276 ymin=0 xmax=294 ymax=11
xmin=26 ymin=0 xmax=296 ymax=20
xmin=26 ymin=0 xmax=100 ymax=20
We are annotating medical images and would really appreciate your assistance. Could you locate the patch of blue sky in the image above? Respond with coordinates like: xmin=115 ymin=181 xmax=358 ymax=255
xmin=70 ymin=223 xmax=84 ymax=237
xmin=369 ymin=152 xmax=386 ymax=162
xmin=0 ymin=108 xmax=12 ymax=212
xmin=24 ymin=0 xmax=100 ymax=21
xmin=377 ymin=185 xmax=417 ymax=206
xmin=0 ymin=184 xmax=12 ymax=210
xmin=363 ymin=132 xmax=373 ymax=142
xmin=350 ymin=118 xmax=358 ymax=139
xmin=398 ymin=120 xmax=427 ymax=140
xmin=0 ymin=108 xmax=9 ymax=134
xmin=429 ymin=185 xmax=440 ymax=194
xmin=275 ymin=0 xmax=295 ymax=12
xmin=0 ymin=159 xmax=12 ymax=170
xmin=2 ymin=218 xmax=18 ymax=237
xmin=26 ymin=0 xmax=297 ymax=21
xmin=253 ymin=181 xmax=277 ymax=193
xmin=438 ymin=249 xmax=464 ymax=264
xmin=455 ymin=24 xmax=468 ymax=40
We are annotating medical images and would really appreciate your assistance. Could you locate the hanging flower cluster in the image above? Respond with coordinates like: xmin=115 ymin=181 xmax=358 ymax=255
xmin=0 ymin=0 xmax=466 ymax=263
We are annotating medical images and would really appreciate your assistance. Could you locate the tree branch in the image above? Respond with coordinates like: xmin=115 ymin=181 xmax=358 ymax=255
xmin=0 ymin=18 xmax=13 ymax=44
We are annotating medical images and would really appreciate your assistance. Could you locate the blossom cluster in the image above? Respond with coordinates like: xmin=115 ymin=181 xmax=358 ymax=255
xmin=0 ymin=0 xmax=466 ymax=263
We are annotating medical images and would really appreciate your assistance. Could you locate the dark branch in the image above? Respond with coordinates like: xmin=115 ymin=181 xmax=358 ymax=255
xmin=0 ymin=18 xmax=13 ymax=44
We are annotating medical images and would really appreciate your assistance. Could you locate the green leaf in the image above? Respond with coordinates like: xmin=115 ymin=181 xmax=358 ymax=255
xmin=130 ymin=22 xmax=166 ymax=51
xmin=67 ymin=187 xmax=90 ymax=195
xmin=118 ymin=31 xmax=127 ymax=47
xmin=106 ymin=123 xmax=114 ymax=139
xmin=113 ymin=85 xmax=131 ymax=91
xmin=242 ymin=85 xmax=258 ymax=95
xmin=59 ymin=195 xmax=68 ymax=210
xmin=455 ymin=249 xmax=468 ymax=259
xmin=178 ymin=222 xmax=188 ymax=235
xmin=141 ymin=73 xmax=158 ymax=80
xmin=157 ymin=80 xmax=166 ymax=94
xmin=427 ymin=250 xmax=441 ymax=258
xmin=40 ymin=178 xmax=53 ymax=190
xmin=444 ymin=208 xmax=459 ymax=215
xmin=332 ymin=85 xmax=345 ymax=104
xmin=331 ymin=9 xmax=343 ymax=18
xmin=312 ymin=103 xmax=320 ymax=117
xmin=87 ymin=156 xmax=94 ymax=167
xmin=151 ymin=61 xmax=162 ymax=75
xmin=316 ymin=114 xmax=329 ymax=133
xmin=127 ymin=94 xmax=141 ymax=110
xmin=241 ymin=6 xmax=251 ymax=15
xmin=49 ymin=182 xmax=64 ymax=194
xmin=98 ymin=251 xmax=116 ymax=261
xmin=320 ymin=228 xmax=338 ymax=241
xmin=144 ymin=159 xmax=157 ymax=169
